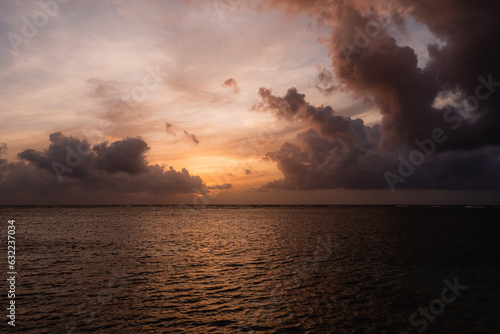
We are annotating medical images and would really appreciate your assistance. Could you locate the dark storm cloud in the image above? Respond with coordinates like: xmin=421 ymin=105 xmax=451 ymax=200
xmin=242 ymin=0 xmax=500 ymax=191
xmin=94 ymin=138 xmax=150 ymax=175
xmin=0 ymin=133 xmax=211 ymax=196
xmin=328 ymin=0 xmax=500 ymax=152
xmin=323 ymin=0 xmax=444 ymax=152
xmin=262 ymin=0 xmax=500 ymax=152
xmin=254 ymin=87 xmax=368 ymax=148
xmin=18 ymin=132 xmax=94 ymax=179
xmin=221 ymin=78 xmax=240 ymax=94
xmin=256 ymin=88 xmax=500 ymax=191
xmin=256 ymin=88 xmax=384 ymax=190
xmin=409 ymin=0 xmax=500 ymax=150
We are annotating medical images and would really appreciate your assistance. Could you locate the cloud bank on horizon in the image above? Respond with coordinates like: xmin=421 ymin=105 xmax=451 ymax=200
xmin=0 ymin=133 xmax=217 ymax=197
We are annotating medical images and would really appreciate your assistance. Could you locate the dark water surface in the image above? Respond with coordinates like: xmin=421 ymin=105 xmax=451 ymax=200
xmin=1 ymin=206 xmax=499 ymax=333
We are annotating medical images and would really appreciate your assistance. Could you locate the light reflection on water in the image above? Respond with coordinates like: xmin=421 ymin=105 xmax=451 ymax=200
xmin=2 ymin=206 xmax=500 ymax=333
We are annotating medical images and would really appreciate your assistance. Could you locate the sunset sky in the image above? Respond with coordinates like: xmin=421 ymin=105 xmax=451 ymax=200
xmin=1 ymin=0 xmax=500 ymax=205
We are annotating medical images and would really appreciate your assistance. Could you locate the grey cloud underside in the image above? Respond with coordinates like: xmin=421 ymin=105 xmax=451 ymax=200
xmin=256 ymin=88 xmax=500 ymax=191
xmin=0 ymin=133 xmax=217 ymax=195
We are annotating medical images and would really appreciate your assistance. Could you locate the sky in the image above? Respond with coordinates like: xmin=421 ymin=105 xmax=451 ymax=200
xmin=1 ymin=0 xmax=500 ymax=205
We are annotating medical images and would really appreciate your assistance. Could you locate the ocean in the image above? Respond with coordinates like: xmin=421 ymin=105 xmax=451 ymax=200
xmin=1 ymin=206 xmax=499 ymax=333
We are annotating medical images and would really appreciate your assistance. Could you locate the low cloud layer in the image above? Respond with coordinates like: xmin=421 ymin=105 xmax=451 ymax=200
xmin=0 ymin=133 xmax=226 ymax=198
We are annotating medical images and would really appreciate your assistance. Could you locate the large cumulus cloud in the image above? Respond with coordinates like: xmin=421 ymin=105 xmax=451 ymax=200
xmin=237 ymin=0 xmax=500 ymax=191
xmin=256 ymin=87 xmax=500 ymax=191
xmin=259 ymin=0 xmax=500 ymax=150
xmin=0 ymin=133 xmax=221 ymax=197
